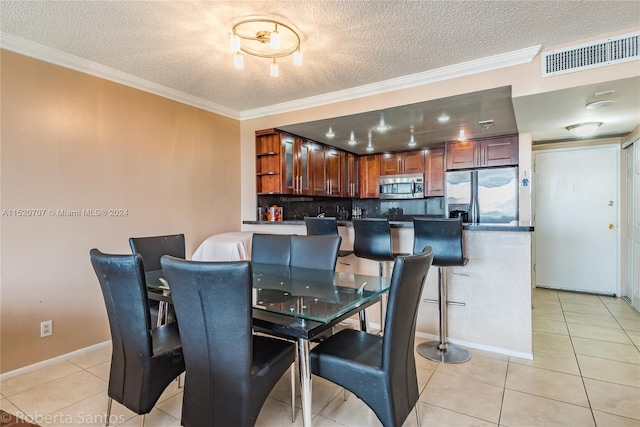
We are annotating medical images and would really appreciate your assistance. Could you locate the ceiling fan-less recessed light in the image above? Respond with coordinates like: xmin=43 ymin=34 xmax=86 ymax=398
xmin=347 ymin=131 xmax=358 ymax=145
xmin=366 ymin=131 xmax=374 ymax=151
xmin=566 ymin=122 xmax=603 ymax=138
xmin=438 ymin=114 xmax=450 ymax=123
xmin=374 ymin=115 xmax=390 ymax=132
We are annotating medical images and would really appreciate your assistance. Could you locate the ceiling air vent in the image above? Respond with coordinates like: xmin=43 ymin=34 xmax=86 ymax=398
xmin=542 ymin=31 xmax=639 ymax=77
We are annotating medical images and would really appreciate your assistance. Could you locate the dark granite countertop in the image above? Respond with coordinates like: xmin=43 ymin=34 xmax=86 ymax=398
xmin=243 ymin=219 xmax=534 ymax=232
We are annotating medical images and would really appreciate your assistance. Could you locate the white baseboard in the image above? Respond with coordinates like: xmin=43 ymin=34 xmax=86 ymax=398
xmin=414 ymin=332 xmax=533 ymax=360
xmin=0 ymin=340 xmax=112 ymax=381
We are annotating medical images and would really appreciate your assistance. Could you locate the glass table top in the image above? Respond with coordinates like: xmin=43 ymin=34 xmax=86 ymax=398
xmin=146 ymin=263 xmax=390 ymax=323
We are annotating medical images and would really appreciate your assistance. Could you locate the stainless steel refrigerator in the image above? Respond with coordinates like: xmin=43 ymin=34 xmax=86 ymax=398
xmin=444 ymin=166 xmax=519 ymax=224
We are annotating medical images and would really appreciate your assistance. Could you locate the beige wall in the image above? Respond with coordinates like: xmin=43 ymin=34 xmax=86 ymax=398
xmin=0 ymin=50 xmax=241 ymax=373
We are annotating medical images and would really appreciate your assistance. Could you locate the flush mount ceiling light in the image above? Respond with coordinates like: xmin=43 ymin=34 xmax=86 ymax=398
xmin=478 ymin=119 xmax=494 ymax=129
xmin=566 ymin=122 xmax=603 ymax=138
xmin=585 ymin=100 xmax=615 ymax=109
xmin=230 ymin=18 xmax=303 ymax=77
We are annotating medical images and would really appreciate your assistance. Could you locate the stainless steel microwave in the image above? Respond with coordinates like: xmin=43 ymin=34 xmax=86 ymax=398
xmin=378 ymin=173 xmax=425 ymax=199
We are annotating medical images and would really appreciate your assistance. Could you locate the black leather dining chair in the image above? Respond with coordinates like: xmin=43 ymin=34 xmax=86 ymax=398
xmin=309 ymin=247 xmax=434 ymax=427
xmin=251 ymin=233 xmax=292 ymax=265
xmin=89 ymin=249 xmax=185 ymax=427
xmin=304 ymin=217 xmax=353 ymax=257
xmin=251 ymin=233 xmax=341 ymax=270
xmin=129 ymin=233 xmax=185 ymax=326
xmin=413 ymin=217 xmax=470 ymax=363
xmin=290 ymin=235 xmax=341 ymax=270
xmin=160 ymin=256 xmax=296 ymax=427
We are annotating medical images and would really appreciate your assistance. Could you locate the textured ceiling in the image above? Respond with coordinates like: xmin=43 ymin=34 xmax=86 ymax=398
xmin=1 ymin=1 xmax=639 ymax=151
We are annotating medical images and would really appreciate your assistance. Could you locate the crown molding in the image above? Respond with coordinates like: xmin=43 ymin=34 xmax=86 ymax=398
xmin=240 ymin=45 xmax=542 ymax=120
xmin=0 ymin=33 xmax=241 ymax=120
xmin=1 ymin=32 xmax=541 ymax=122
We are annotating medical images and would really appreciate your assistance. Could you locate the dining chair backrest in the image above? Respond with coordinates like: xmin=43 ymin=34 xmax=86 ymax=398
xmin=382 ymin=247 xmax=434 ymax=374
xmin=129 ymin=234 xmax=185 ymax=271
xmin=352 ymin=218 xmax=394 ymax=262
xmin=290 ymin=235 xmax=341 ymax=270
xmin=304 ymin=217 xmax=339 ymax=236
xmin=309 ymin=247 xmax=433 ymax=427
xmin=160 ymin=256 xmax=295 ymax=427
xmin=251 ymin=234 xmax=341 ymax=270
xmin=412 ymin=218 xmax=465 ymax=267
xmin=89 ymin=249 xmax=184 ymax=416
xmin=251 ymin=233 xmax=292 ymax=265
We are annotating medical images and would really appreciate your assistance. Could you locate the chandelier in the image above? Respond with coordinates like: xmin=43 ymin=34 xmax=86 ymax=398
xmin=229 ymin=18 xmax=303 ymax=77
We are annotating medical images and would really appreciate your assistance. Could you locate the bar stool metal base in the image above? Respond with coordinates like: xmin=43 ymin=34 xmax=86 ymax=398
xmin=416 ymin=341 xmax=471 ymax=364
xmin=417 ymin=266 xmax=471 ymax=364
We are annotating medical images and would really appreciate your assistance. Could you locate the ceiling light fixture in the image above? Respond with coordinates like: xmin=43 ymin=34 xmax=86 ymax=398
xmin=566 ymin=122 xmax=603 ymax=138
xmin=374 ymin=115 xmax=390 ymax=132
xmin=438 ymin=114 xmax=450 ymax=123
xmin=408 ymin=127 xmax=417 ymax=147
xmin=478 ymin=119 xmax=494 ymax=129
xmin=366 ymin=131 xmax=374 ymax=151
xmin=325 ymin=127 xmax=335 ymax=138
xmin=348 ymin=131 xmax=358 ymax=145
xmin=230 ymin=18 xmax=302 ymax=77
xmin=585 ymin=100 xmax=615 ymax=109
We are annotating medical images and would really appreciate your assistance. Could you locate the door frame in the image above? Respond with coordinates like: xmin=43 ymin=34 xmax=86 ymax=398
xmin=622 ymin=134 xmax=640 ymax=308
xmin=532 ymin=142 xmax=621 ymax=296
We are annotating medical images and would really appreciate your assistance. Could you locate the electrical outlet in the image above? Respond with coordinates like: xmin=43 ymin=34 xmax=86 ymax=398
xmin=40 ymin=320 xmax=52 ymax=337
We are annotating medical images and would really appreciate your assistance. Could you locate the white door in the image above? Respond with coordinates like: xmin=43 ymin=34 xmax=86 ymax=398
xmin=534 ymin=144 xmax=619 ymax=295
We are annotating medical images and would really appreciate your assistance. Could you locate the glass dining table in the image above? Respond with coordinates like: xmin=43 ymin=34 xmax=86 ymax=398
xmin=146 ymin=262 xmax=390 ymax=427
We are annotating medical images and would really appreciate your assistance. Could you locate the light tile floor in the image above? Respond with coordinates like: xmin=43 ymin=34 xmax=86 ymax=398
xmin=1 ymin=288 xmax=639 ymax=426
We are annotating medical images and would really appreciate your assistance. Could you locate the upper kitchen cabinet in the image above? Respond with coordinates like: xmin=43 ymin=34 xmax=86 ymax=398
xmin=446 ymin=135 xmax=519 ymax=170
xmin=310 ymin=143 xmax=341 ymax=197
xmin=255 ymin=129 xmax=311 ymax=195
xmin=425 ymin=147 xmax=445 ymax=196
xmin=255 ymin=129 xmax=282 ymax=194
xmin=342 ymin=152 xmax=359 ymax=198
xmin=380 ymin=151 xmax=425 ymax=175
xmin=359 ymin=154 xmax=380 ymax=198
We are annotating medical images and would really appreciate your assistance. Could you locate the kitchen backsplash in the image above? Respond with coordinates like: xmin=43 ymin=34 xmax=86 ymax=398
xmin=257 ymin=195 xmax=444 ymax=221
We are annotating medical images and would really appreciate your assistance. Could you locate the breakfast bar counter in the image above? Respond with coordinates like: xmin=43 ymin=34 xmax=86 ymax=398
xmin=242 ymin=219 xmax=533 ymax=359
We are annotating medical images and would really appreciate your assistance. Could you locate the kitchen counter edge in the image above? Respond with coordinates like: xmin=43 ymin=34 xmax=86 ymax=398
xmin=243 ymin=220 xmax=534 ymax=232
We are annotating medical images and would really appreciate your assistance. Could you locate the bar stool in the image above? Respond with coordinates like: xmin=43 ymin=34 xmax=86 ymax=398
xmin=352 ymin=218 xmax=409 ymax=332
xmin=413 ymin=217 xmax=470 ymax=363
xmin=304 ymin=217 xmax=353 ymax=257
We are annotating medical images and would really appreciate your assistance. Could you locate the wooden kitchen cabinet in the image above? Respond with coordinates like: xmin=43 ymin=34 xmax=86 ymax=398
xmin=342 ymin=152 xmax=359 ymax=197
xmin=446 ymin=135 xmax=518 ymax=170
xmin=358 ymin=154 xmax=380 ymax=198
xmin=425 ymin=147 xmax=445 ymax=196
xmin=380 ymin=150 xmax=425 ymax=175
xmin=310 ymin=143 xmax=341 ymax=196
xmin=255 ymin=129 xmax=311 ymax=195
